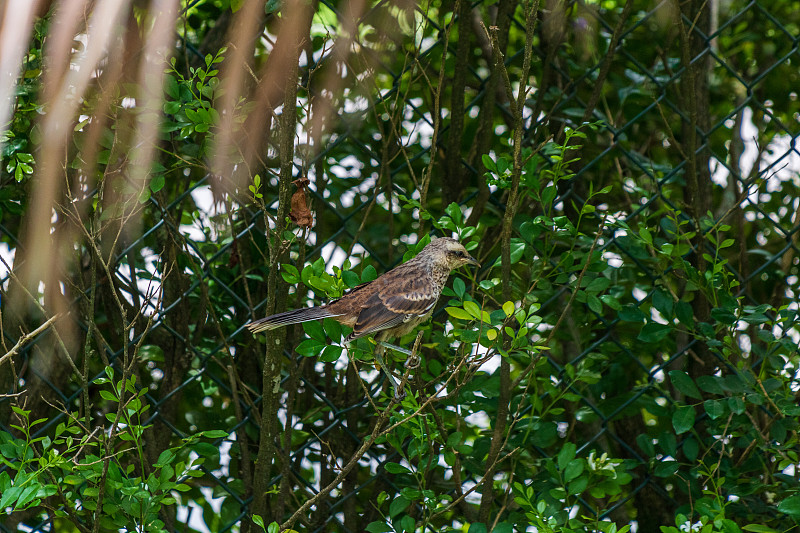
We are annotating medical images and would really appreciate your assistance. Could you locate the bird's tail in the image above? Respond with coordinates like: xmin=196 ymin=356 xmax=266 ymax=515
xmin=247 ymin=306 xmax=337 ymax=334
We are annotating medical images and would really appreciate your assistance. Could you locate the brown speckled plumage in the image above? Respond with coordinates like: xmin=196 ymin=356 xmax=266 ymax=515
xmin=247 ymin=237 xmax=479 ymax=343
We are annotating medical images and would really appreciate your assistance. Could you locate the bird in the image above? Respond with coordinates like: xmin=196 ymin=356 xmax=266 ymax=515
xmin=247 ymin=237 xmax=480 ymax=395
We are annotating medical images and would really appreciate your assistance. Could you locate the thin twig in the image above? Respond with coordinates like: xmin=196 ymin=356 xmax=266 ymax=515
xmin=0 ymin=314 xmax=62 ymax=367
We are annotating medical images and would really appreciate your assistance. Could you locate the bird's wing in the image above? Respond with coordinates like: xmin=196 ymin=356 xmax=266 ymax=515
xmin=347 ymin=272 xmax=438 ymax=340
xmin=346 ymin=308 xmax=408 ymax=340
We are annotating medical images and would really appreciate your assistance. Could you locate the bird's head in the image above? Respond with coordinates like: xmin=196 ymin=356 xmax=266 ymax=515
xmin=423 ymin=237 xmax=480 ymax=270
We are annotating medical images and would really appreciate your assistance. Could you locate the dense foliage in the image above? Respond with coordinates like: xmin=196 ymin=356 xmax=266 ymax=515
xmin=1 ymin=1 xmax=799 ymax=532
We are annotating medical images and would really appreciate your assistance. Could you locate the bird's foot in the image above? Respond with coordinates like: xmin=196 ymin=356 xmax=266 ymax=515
xmin=375 ymin=339 xmax=421 ymax=400
xmin=373 ymin=349 xmax=404 ymax=400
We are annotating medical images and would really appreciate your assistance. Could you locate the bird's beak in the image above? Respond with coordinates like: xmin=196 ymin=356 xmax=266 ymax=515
xmin=465 ymin=254 xmax=480 ymax=268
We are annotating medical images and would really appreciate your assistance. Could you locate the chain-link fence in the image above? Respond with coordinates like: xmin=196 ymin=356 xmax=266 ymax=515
xmin=1 ymin=1 xmax=799 ymax=532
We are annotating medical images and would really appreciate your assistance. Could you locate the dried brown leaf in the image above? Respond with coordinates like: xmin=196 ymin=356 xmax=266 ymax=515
xmin=289 ymin=178 xmax=313 ymax=227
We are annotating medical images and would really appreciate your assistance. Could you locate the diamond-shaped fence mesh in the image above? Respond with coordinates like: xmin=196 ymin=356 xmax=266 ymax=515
xmin=1 ymin=1 xmax=799 ymax=532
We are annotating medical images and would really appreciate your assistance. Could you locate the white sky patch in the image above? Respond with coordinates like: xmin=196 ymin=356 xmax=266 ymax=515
xmin=0 ymin=241 xmax=15 ymax=289
xmin=464 ymin=410 xmax=490 ymax=430
xmin=602 ymin=250 xmax=623 ymax=268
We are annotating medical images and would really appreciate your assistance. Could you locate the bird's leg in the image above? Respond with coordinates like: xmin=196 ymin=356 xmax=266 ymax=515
xmin=373 ymin=343 xmax=403 ymax=399
xmin=377 ymin=341 xmax=420 ymax=370
xmin=374 ymin=333 xmax=424 ymax=399
xmin=376 ymin=341 xmax=413 ymax=357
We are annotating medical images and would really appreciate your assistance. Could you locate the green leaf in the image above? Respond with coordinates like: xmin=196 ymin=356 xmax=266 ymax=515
xmin=492 ymin=523 xmax=513 ymax=533
xmin=150 ymin=174 xmax=165 ymax=193
xmin=652 ymin=289 xmax=673 ymax=316
xmin=564 ymin=459 xmax=584 ymax=482
xmin=585 ymin=277 xmax=610 ymax=292
xmin=295 ymin=338 xmax=323 ymax=357
xmin=463 ymin=300 xmax=481 ymax=319
xmin=541 ymin=186 xmax=556 ymax=207
xmin=164 ymin=75 xmax=179 ymax=99
xmin=452 ymin=277 xmax=465 ymax=299
xmin=557 ymin=442 xmax=576 ymax=469
xmin=282 ymin=264 xmax=299 ymax=284
xmin=164 ymin=101 xmax=181 ymax=114
xmin=636 ymin=434 xmax=654 ymax=457
xmin=99 ymin=390 xmax=118 ymax=402
xmin=637 ymin=322 xmax=671 ymax=343
xmin=568 ymin=475 xmax=588 ymax=495
xmin=302 ymin=320 xmax=326 ymax=342
xmin=728 ymin=396 xmax=746 ymax=415
xmin=668 ymin=370 xmax=701 ymax=399
xmin=653 ymin=460 xmax=680 ymax=477
xmin=361 ymin=265 xmax=377 ymax=283
xmin=639 ymin=226 xmax=652 ymax=244
xmin=446 ymin=307 xmax=472 ymax=321
xmin=156 ymin=449 xmax=176 ymax=467
xmin=696 ymin=375 xmax=724 ymax=395
xmin=319 ymin=345 xmax=342 ymax=363
xmin=531 ymin=421 xmax=557 ymax=447
xmin=672 ymin=406 xmax=695 ymax=434
xmin=81 ymin=487 xmax=99 ymax=499
xmin=388 ymin=495 xmax=410 ymax=517
xmin=599 ymin=294 xmax=621 ymax=310
xmin=778 ymin=494 xmax=800 ymax=515
xmin=683 ymin=437 xmax=698 ymax=461
xmin=619 ymin=305 xmax=645 ymax=322
xmin=342 ymin=270 xmax=360 ymax=288
xmin=587 ymin=294 xmax=603 ymax=314
xmin=703 ymin=399 xmax=726 ymax=419
xmin=509 ymin=239 xmax=525 ymax=264
xmin=384 ymin=462 xmax=411 ymax=474
xmin=17 ymin=484 xmax=41 ymax=508
xmin=722 ymin=373 xmax=748 ymax=393
xmin=675 ymin=300 xmax=693 ymax=326
xmin=0 ymin=485 xmax=23 ymax=509
xmin=481 ymin=154 xmax=497 ymax=173
xmin=445 ymin=202 xmax=462 ymax=224
xmin=365 ymin=522 xmax=393 ymax=533
xmin=323 ymin=318 xmax=341 ymax=342
xmin=659 ymin=432 xmax=677 ymax=456
xmin=742 ymin=525 xmax=778 ymax=532
xmin=193 ymin=442 xmax=219 ymax=459
xmin=519 ymin=220 xmax=539 ymax=243
xmin=711 ymin=306 xmax=737 ymax=324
